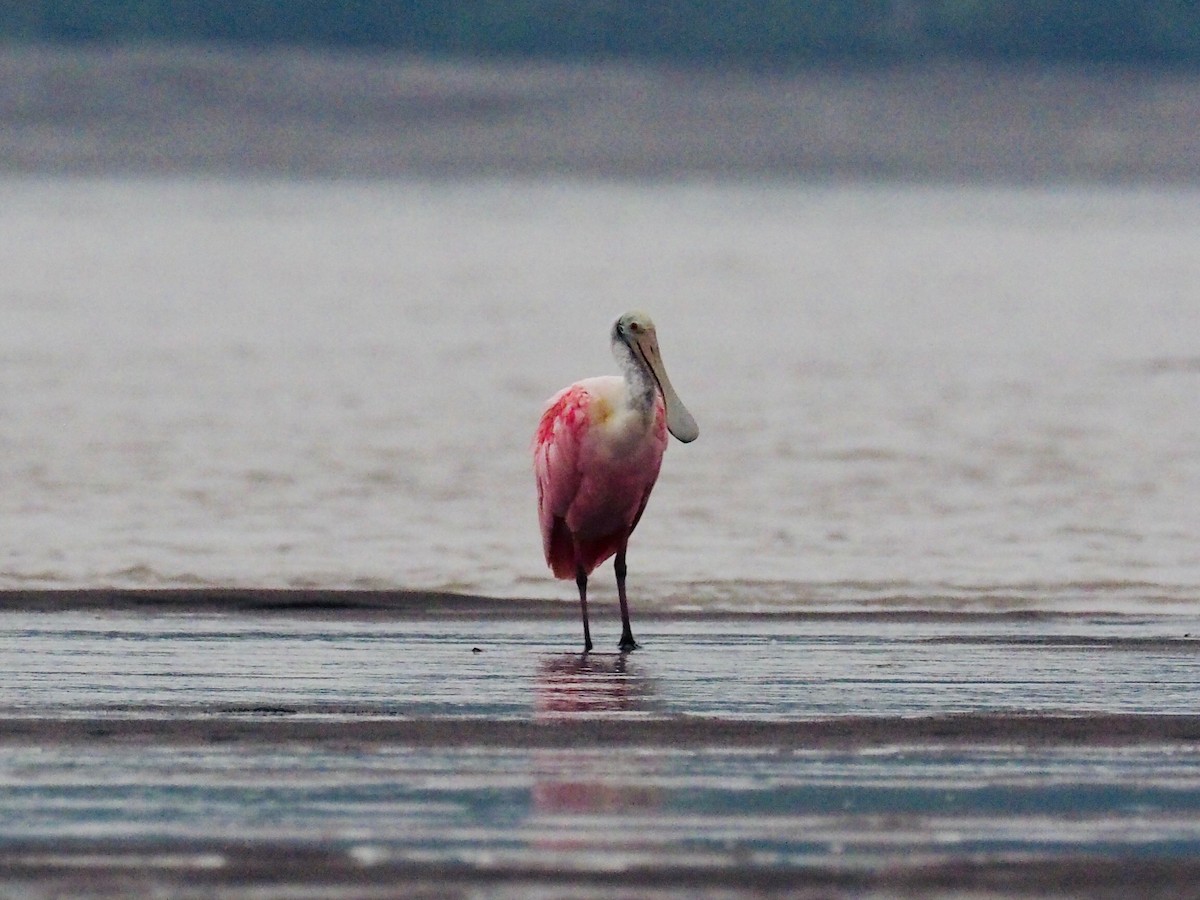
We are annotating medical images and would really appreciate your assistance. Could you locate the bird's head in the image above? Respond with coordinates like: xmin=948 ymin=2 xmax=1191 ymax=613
xmin=612 ymin=311 xmax=699 ymax=443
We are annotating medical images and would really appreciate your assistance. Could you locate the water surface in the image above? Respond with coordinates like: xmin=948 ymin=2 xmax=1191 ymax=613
xmin=3 ymin=610 xmax=1199 ymax=719
xmin=2 ymin=608 xmax=1200 ymax=898
xmin=3 ymin=178 xmax=1199 ymax=608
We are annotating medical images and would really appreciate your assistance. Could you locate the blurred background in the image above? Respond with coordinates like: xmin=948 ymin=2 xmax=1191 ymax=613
xmin=2 ymin=2 xmax=1199 ymax=606
xmin=4 ymin=1 xmax=1200 ymax=63
xmin=2 ymin=1 xmax=1200 ymax=179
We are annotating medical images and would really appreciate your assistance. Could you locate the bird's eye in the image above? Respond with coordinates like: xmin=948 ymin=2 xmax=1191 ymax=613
xmin=630 ymin=322 xmax=642 ymax=334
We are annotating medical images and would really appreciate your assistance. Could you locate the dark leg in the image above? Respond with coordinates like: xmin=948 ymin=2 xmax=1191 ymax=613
xmin=616 ymin=547 xmax=639 ymax=652
xmin=575 ymin=565 xmax=593 ymax=653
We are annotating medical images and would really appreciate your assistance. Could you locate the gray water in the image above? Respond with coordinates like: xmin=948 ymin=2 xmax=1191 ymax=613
xmin=8 ymin=743 xmax=1200 ymax=870
xmin=3 ymin=177 xmax=1199 ymax=610
xmin=3 ymin=611 xmax=1199 ymax=719
xmin=5 ymin=179 xmax=1200 ymax=894
xmin=3 ymin=609 xmax=1200 ymax=886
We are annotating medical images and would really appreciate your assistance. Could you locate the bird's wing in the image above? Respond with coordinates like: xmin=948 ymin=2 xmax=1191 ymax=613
xmin=533 ymin=384 xmax=591 ymax=571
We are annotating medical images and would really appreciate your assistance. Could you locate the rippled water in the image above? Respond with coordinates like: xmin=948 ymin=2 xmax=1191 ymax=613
xmin=4 ymin=611 xmax=1199 ymax=719
xmin=3 ymin=177 xmax=1199 ymax=607
xmin=4 ymin=610 xmax=1200 ymax=885
xmin=9 ymin=743 xmax=1200 ymax=868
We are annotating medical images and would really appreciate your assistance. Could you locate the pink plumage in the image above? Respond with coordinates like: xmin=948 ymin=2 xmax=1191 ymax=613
xmin=532 ymin=312 xmax=698 ymax=653
xmin=534 ymin=378 xmax=667 ymax=579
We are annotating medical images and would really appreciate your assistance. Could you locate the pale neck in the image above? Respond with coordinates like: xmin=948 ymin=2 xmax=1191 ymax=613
xmin=612 ymin=335 xmax=658 ymax=416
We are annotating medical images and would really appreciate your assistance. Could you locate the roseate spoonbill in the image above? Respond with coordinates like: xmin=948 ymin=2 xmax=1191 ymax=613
xmin=533 ymin=311 xmax=698 ymax=653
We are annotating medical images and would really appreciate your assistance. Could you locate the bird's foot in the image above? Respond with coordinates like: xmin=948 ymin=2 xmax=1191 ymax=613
xmin=618 ymin=635 xmax=640 ymax=653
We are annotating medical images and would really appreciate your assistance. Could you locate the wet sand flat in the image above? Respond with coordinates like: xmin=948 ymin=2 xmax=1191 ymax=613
xmin=3 ymin=592 xmax=1200 ymax=897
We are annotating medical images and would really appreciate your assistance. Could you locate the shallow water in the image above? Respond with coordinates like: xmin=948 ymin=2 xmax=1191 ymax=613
xmin=3 ymin=610 xmax=1199 ymax=720
xmin=8 ymin=743 xmax=1200 ymax=868
xmin=4 ymin=609 xmax=1200 ymax=894
xmin=2 ymin=178 xmax=1200 ymax=608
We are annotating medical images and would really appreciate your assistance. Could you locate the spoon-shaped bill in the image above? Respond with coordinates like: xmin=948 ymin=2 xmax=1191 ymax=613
xmin=634 ymin=333 xmax=699 ymax=443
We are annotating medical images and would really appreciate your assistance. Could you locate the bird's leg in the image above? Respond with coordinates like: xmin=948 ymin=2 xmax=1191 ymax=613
xmin=575 ymin=565 xmax=593 ymax=653
xmin=616 ymin=547 xmax=640 ymax=652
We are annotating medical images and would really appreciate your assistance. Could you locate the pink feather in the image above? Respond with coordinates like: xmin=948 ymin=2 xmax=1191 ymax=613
xmin=533 ymin=377 xmax=667 ymax=579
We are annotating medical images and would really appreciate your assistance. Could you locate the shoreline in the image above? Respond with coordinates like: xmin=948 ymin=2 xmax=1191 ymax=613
xmin=0 ymin=587 xmax=561 ymax=617
xmin=2 ymin=47 xmax=1200 ymax=182
xmin=0 ymin=587 xmax=1192 ymax=621
xmin=2 ymin=844 xmax=1190 ymax=897
xmin=4 ymin=713 xmax=1200 ymax=748
xmin=1 ymin=842 xmax=1198 ymax=897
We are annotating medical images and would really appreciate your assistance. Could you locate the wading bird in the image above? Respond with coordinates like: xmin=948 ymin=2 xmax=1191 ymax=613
xmin=533 ymin=311 xmax=698 ymax=652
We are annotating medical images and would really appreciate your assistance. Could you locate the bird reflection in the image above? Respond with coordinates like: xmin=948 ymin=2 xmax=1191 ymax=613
xmin=531 ymin=653 xmax=663 ymax=824
xmin=534 ymin=652 xmax=655 ymax=716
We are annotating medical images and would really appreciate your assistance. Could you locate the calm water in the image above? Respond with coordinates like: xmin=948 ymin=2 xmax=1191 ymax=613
xmin=3 ymin=611 xmax=1199 ymax=719
xmin=8 ymin=743 xmax=1200 ymax=871
xmin=3 ymin=177 xmax=1200 ymax=609
xmin=4 ymin=610 xmax=1200 ymax=884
